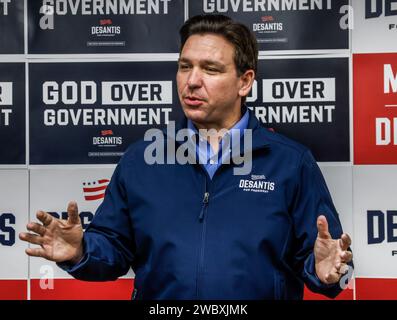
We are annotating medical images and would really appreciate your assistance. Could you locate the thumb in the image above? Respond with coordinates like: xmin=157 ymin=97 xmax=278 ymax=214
xmin=67 ymin=201 xmax=80 ymax=225
xmin=317 ymin=215 xmax=331 ymax=240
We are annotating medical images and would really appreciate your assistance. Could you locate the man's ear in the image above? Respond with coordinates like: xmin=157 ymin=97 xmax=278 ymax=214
xmin=238 ymin=69 xmax=255 ymax=98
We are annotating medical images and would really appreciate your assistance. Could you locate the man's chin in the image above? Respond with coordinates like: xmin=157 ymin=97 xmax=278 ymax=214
xmin=183 ymin=108 xmax=207 ymax=124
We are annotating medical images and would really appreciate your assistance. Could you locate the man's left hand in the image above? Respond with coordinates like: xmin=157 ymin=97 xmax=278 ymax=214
xmin=314 ymin=215 xmax=353 ymax=285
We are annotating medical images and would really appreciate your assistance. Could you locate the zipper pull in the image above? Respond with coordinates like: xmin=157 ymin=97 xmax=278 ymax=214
xmin=199 ymin=192 xmax=210 ymax=221
xmin=203 ymin=192 xmax=209 ymax=204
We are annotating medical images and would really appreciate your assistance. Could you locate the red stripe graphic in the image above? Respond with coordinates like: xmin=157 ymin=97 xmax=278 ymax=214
xmin=98 ymin=179 xmax=110 ymax=184
xmin=0 ymin=280 xmax=27 ymax=300
xmin=84 ymin=194 xmax=105 ymax=201
xmin=356 ymin=278 xmax=397 ymax=300
xmin=83 ymin=185 xmax=107 ymax=193
xmin=304 ymin=285 xmax=353 ymax=300
xmin=30 ymin=278 xmax=133 ymax=300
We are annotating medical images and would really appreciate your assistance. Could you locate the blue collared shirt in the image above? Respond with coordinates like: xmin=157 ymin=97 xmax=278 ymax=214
xmin=187 ymin=109 xmax=249 ymax=179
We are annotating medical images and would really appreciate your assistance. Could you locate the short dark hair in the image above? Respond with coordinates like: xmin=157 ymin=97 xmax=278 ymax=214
xmin=179 ymin=14 xmax=258 ymax=77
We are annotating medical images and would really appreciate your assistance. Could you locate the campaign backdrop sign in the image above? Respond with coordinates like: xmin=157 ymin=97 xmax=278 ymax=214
xmin=0 ymin=0 xmax=24 ymax=54
xmin=247 ymin=57 xmax=350 ymax=162
xmin=29 ymin=167 xmax=134 ymax=299
xmin=353 ymin=165 xmax=397 ymax=278
xmin=0 ymin=63 xmax=25 ymax=165
xmin=318 ymin=164 xmax=353 ymax=241
xmin=0 ymin=170 xmax=28 ymax=299
xmin=353 ymin=0 xmax=397 ymax=53
xmin=29 ymin=61 xmax=181 ymax=164
xmin=354 ymin=53 xmax=397 ymax=164
xmin=188 ymin=0 xmax=349 ymax=51
xmin=28 ymin=0 xmax=184 ymax=54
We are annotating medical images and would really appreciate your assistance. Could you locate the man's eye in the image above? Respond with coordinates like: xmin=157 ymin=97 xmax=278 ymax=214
xmin=205 ymin=67 xmax=219 ymax=73
xmin=178 ymin=64 xmax=190 ymax=70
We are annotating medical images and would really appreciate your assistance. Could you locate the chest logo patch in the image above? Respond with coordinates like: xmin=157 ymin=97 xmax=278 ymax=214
xmin=239 ymin=175 xmax=276 ymax=193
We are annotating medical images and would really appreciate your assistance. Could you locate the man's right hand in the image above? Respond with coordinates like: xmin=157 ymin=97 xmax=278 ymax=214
xmin=19 ymin=201 xmax=84 ymax=264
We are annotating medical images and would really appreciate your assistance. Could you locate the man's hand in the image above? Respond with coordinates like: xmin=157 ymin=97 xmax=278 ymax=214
xmin=314 ymin=215 xmax=353 ymax=285
xmin=19 ymin=201 xmax=84 ymax=264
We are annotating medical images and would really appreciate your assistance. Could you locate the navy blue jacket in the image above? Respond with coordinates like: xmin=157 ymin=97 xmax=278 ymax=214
xmin=60 ymin=109 xmax=348 ymax=299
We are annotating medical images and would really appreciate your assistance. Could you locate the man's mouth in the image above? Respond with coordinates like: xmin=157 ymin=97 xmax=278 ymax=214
xmin=183 ymin=96 xmax=205 ymax=106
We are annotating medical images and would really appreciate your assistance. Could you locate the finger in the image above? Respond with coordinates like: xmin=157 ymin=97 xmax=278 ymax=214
xmin=26 ymin=222 xmax=46 ymax=237
xmin=317 ymin=215 xmax=331 ymax=240
xmin=324 ymin=271 xmax=340 ymax=284
xmin=339 ymin=233 xmax=352 ymax=251
xmin=36 ymin=211 xmax=53 ymax=227
xmin=19 ymin=232 xmax=44 ymax=245
xmin=25 ymin=247 xmax=46 ymax=258
xmin=340 ymin=250 xmax=353 ymax=263
xmin=67 ymin=201 xmax=80 ymax=225
xmin=336 ymin=263 xmax=349 ymax=275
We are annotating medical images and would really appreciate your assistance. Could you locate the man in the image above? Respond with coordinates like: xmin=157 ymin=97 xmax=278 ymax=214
xmin=20 ymin=14 xmax=352 ymax=300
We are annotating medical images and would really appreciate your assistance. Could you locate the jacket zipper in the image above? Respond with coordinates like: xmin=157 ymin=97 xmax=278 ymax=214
xmin=196 ymin=184 xmax=210 ymax=299
xmin=199 ymin=192 xmax=209 ymax=221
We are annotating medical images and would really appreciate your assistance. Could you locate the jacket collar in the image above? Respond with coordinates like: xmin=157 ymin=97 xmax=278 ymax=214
xmin=244 ymin=106 xmax=271 ymax=152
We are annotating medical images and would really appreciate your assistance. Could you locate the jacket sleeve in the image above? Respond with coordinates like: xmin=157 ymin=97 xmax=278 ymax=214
xmin=57 ymin=162 xmax=136 ymax=281
xmin=289 ymin=150 xmax=353 ymax=298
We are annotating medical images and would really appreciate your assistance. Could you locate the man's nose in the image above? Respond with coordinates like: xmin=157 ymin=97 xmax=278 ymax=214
xmin=187 ymin=68 xmax=202 ymax=89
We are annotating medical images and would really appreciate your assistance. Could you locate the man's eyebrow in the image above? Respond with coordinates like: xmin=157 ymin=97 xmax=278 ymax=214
xmin=178 ymin=58 xmax=226 ymax=69
xmin=201 ymin=60 xmax=226 ymax=69
xmin=178 ymin=58 xmax=191 ymax=64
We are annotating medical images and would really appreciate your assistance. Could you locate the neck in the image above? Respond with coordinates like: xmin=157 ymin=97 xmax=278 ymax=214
xmin=193 ymin=108 xmax=242 ymax=132
xmin=192 ymin=108 xmax=242 ymax=154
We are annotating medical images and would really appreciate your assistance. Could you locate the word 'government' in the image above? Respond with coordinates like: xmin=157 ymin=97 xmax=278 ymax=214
xmin=44 ymin=107 xmax=172 ymax=126
xmin=203 ymin=0 xmax=333 ymax=12
xmin=41 ymin=0 xmax=171 ymax=15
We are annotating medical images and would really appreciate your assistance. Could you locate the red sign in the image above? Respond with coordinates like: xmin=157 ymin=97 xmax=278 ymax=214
xmin=354 ymin=53 xmax=397 ymax=164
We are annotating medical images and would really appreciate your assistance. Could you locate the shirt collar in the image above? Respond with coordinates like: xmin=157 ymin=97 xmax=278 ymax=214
xmin=170 ymin=105 xmax=270 ymax=154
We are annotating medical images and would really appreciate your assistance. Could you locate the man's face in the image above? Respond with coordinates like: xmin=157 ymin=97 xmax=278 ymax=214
xmin=177 ymin=33 xmax=251 ymax=130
